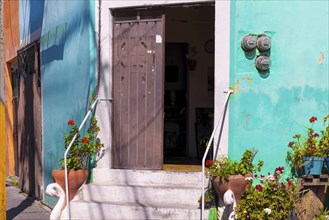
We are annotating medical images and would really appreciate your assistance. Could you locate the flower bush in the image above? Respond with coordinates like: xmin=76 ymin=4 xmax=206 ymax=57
xmin=206 ymin=148 xmax=263 ymax=180
xmin=236 ymin=166 xmax=296 ymax=220
xmin=60 ymin=117 xmax=104 ymax=170
xmin=286 ymin=115 xmax=329 ymax=173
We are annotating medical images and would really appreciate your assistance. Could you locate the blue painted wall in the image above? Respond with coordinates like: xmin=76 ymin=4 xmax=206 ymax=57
xmin=40 ymin=0 xmax=95 ymax=206
xmin=229 ymin=1 xmax=329 ymax=176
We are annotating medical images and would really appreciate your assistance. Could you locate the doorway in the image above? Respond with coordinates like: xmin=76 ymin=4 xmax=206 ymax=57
xmin=163 ymin=4 xmax=215 ymax=165
xmin=111 ymin=4 xmax=215 ymax=169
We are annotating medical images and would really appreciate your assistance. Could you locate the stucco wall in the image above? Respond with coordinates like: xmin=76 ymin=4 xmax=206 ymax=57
xmin=229 ymin=1 xmax=329 ymax=175
xmin=41 ymin=0 xmax=95 ymax=206
xmin=4 ymin=0 xmax=19 ymax=61
xmin=4 ymin=0 xmax=20 ymax=176
xmin=1 ymin=1 xmax=6 ymax=215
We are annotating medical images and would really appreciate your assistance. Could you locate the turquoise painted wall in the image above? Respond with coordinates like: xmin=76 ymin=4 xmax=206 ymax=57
xmin=229 ymin=1 xmax=329 ymax=176
xmin=40 ymin=0 xmax=95 ymax=206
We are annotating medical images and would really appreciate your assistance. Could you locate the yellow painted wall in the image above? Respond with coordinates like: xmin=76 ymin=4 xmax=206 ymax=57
xmin=0 ymin=104 xmax=6 ymax=218
xmin=4 ymin=0 xmax=19 ymax=176
xmin=5 ymin=63 xmax=15 ymax=176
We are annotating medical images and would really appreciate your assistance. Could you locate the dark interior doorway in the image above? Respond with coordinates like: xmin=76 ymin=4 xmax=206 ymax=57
xmin=163 ymin=4 xmax=215 ymax=165
xmin=164 ymin=43 xmax=188 ymax=162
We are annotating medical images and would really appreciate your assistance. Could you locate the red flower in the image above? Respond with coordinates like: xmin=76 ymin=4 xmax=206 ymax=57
xmin=82 ymin=137 xmax=89 ymax=143
xmin=309 ymin=116 xmax=317 ymax=123
xmin=254 ymin=174 xmax=258 ymax=178
xmin=310 ymin=147 xmax=317 ymax=151
xmin=288 ymin=180 xmax=293 ymax=187
xmin=68 ymin=119 xmax=75 ymax=126
xmin=313 ymin=133 xmax=319 ymax=138
xmin=275 ymin=166 xmax=284 ymax=174
xmin=288 ymin=142 xmax=294 ymax=147
xmin=205 ymin=160 xmax=213 ymax=167
xmin=273 ymin=184 xmax=278 ymax=188
xmin=255 ymin=184 xmax=263 ymax=192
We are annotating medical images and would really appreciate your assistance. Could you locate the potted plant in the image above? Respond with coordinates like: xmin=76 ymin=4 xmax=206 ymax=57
xmin=52 ymin=116 xmax=105 ymax=201
xmin=235 ymin=166 xmax=296 ymax=219
xmin=206 ymin=149 xmax=263 ymax=205
xmin=286 ymin=115 xmax=328 ymax=176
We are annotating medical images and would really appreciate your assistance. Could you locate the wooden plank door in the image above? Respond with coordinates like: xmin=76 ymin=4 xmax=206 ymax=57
xmin=16 ymin=42 xmax=43 ymax=198
xmin=112 ymin=10 xmax=164 ymax=169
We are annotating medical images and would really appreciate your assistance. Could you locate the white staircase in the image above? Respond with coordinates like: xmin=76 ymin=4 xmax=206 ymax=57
xmin=70 ymin=168 xmax=207 ymax=219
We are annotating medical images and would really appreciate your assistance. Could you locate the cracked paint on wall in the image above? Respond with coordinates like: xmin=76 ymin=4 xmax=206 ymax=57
xmin=242 ymin=77 xmax=252 ymax=83
xmin=244 ymin=113 xmax=251 ymax=127
xmin=317 ymin=51 xmax=324 ymax=64
xmin=233 ymin=77 xmax=253 ymax=94
xmin=235 ymin=79 xmax=240 ymax=93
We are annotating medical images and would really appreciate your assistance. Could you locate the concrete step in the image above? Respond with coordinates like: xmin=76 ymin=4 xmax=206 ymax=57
xmin=92 ymin=168 xmax=203 ymax=187
xmin=70 ymin=200 xmax=207 ymax=220
xmin=82 ymin=184 xmax=201 ymax=207
xmin=69 ymin=169 xmax=209 ymax=220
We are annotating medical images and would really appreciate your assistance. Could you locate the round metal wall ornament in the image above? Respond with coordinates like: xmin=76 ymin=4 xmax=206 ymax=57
xmin=255 ymin=55 xmax=271 ymax=72
xmin=241 ymin=34 xmax=257 ymax=52
xmin=257 ymin=35 xmax=271 ymax=52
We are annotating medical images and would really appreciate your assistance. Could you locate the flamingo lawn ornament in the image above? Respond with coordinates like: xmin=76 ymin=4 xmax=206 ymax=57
xmin=45 ymin=183 xmax=67 ymax=220
xmin=217 ymin=189 xmax=237 ymax=220
xmin=223 ymin=189 xmax=237 ymax=219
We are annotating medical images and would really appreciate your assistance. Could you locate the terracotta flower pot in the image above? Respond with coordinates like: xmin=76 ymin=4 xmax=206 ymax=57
xmin=52 ymin=169 xmax=89 ymax=202
xmin=212 ymin=174 xmax=251 ymax=205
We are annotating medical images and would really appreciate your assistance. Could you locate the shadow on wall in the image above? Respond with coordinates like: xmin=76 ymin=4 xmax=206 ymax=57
xmin=41 ymin=44 xmax=64 ymax=64
xmin=41 ymin=22 xmax=67 ymax=65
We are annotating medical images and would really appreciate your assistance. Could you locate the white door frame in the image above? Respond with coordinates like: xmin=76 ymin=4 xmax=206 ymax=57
xmin=96 ymin=0 xmax=231 ymax=168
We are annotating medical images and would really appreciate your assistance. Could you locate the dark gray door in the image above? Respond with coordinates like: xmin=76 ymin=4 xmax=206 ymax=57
xmin=112 ymin=10 xmax=164 ymax=169
xmin=16 ymin=41 xmax=43 ymax=198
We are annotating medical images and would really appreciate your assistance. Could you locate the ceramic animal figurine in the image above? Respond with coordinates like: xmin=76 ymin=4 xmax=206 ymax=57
xmin=217 ymin=189 xmax=237 ymax=220
xmin=45 ymin=183 xmax=67 ymax=220
xmin=223 ymin=189 xmax=237 ymax=219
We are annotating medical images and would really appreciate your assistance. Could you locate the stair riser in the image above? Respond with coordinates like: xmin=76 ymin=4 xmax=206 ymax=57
xmin=92 ymin=168 xmax=203 ymax=187
xmin=70 ymin=201 xmax=207 ymax=220
xmin=83 ymin=185 xmax=201 ymax=207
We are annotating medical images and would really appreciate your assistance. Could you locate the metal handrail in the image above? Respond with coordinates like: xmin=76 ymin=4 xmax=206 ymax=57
xmin=64 ymin=98 xmax=112 ymax=220
xmin=201 ymin=89 xmax=233 ymax=219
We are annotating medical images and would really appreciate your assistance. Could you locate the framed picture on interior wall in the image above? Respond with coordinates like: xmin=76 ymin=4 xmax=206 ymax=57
xmin=207 ymin=66 xmax=214 ymax=91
